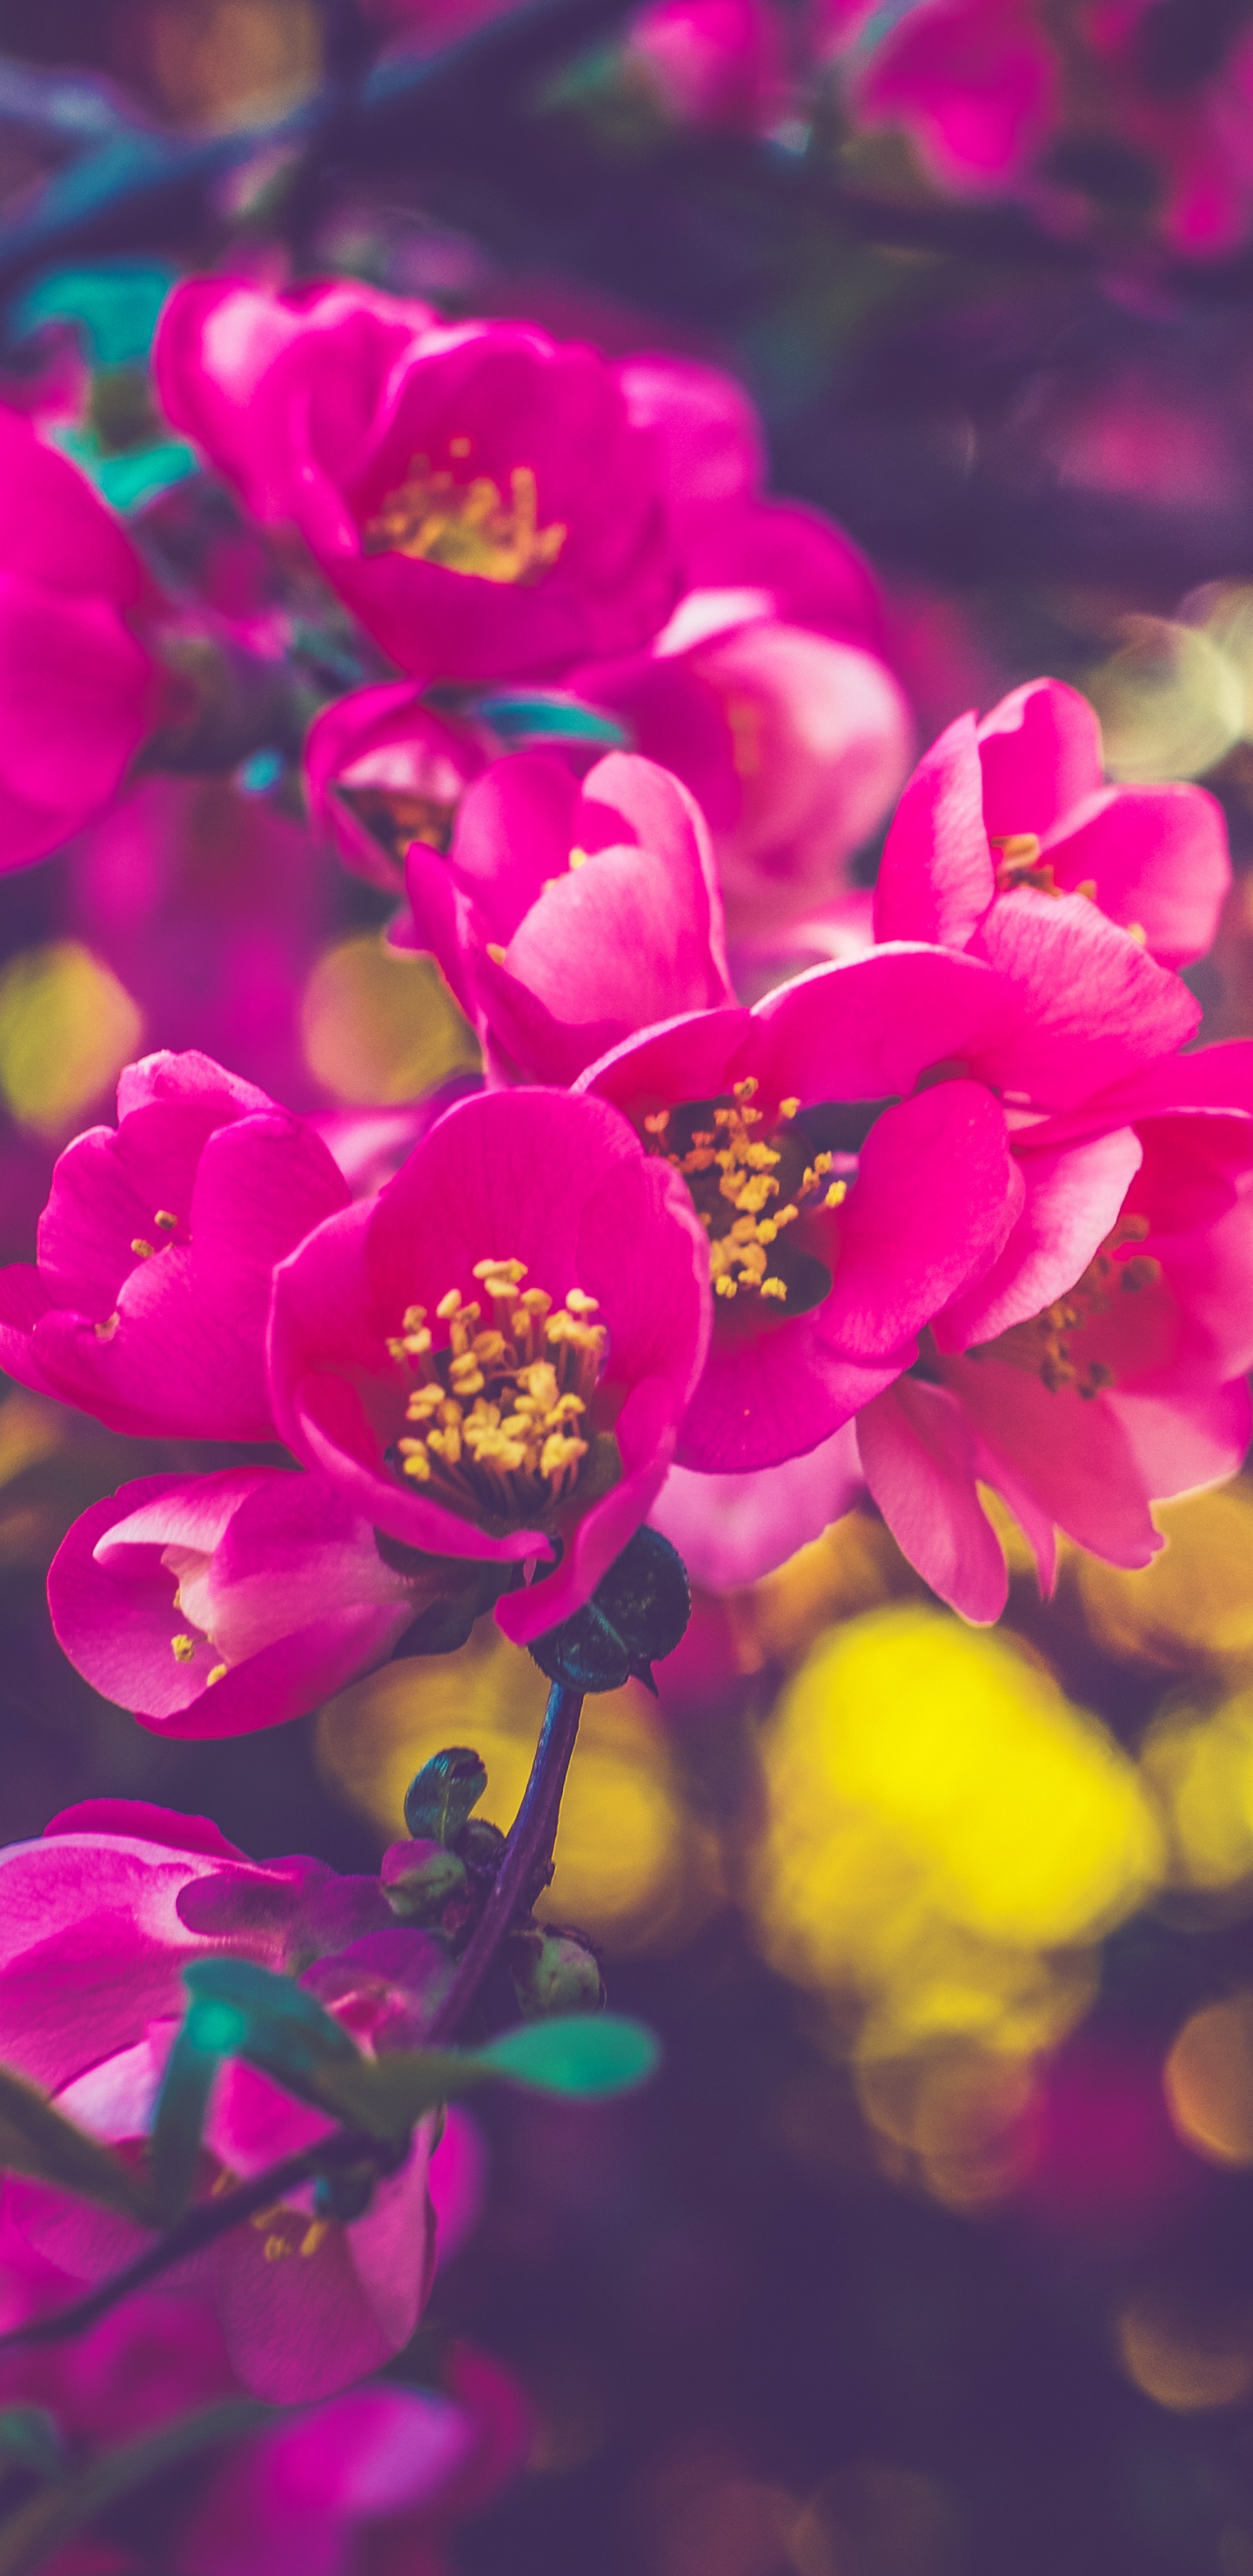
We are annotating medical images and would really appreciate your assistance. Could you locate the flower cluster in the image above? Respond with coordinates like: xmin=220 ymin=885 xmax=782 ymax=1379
xmin=2 ymin=273 xmax=1246 ymax=1702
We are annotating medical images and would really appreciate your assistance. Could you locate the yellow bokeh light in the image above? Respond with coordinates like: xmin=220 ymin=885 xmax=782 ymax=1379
xmin=1116 ymin=2298 xmax=1253 ymax=2411
xmin=751 ymin=1607 xmax=1161 ymax=2056
xmin=301 ymin=934 xmax=480 ymax=1107
xmin=1164 ymin=1994 xmax=1253 ymax=2168
xmin=1142 ymin=1690 xmax=1253 ymax=1894
xmin=317 ymin=1623 xmax=720 ymax=1950
xmin=1075 ymin=1484 xmax=1253 ymax=1674
xmin=1084 ymin=614 xmax=1244 ymax=782
xmin=0 ymin=943 xmax=142 ymax=1138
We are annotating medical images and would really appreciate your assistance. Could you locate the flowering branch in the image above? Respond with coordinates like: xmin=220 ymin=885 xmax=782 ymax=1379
xmin=425 ymin=1681 xmax=585 ymax=2043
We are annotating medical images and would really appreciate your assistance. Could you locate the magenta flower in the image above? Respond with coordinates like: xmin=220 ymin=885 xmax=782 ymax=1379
xmin=0 ymin=405 xmax=162 ymax=874
xmin=266 ymin=1085 xmax=711 ymax=1646
xmin=576 ymin=916 xmax=1200 ymax=1479
xmin=0 ymin=1803 xmax=483 ymax=2403
xmin=0 ymin=1050 xmax=350 ymax=1441
xmin=570 ymin=604 xmax=912 ymax=956
xmin=628 ymin=0 xmax=790 ymax=131
xmin=820 ymin=0 xmax=1058 ymax=196
xmin=155 ymin=278 xmax=680 ymax=686
xmin=874 ymin=677 xmax=1230 ymax=972
xmin=858 ymin=1048 xmax=1253 ymax=1622
xmin=305 ymin=681 xmax=490 ymax=894
xmin=47 ymin=1468 xmax=435 ymax=1739
xmin=396 ymin=749 xmax=734 ymax=1083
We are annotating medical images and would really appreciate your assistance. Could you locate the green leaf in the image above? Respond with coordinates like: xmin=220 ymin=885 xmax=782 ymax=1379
xmin=147 ymin=2027 xmax=220 ymax=2226
xmin=471 ymin=690 xmax=628 ymax=748
xmin=0 ymin=2066 xmax=155 ymax=2224
xmin=403 ymin=1747 xmax=488 ymax=1845
xmin=475 ymin=2014 xmax=660 ymax=2097
xmin=527 ymin=1525 xmax=690 ymax=1694
xmin=180 ymin=1959 xmax=363 ymax=2119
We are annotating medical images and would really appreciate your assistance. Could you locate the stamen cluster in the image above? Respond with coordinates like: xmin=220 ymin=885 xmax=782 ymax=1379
xmin=365 ymin=450 xmax=567 ymax=586
xmin=647 ymin=1079 xmax=847 ymax=1302
xmin=389 ymin=1257 xmax=606 ymax=1519
xmin=982 ymin=1213 xmax=1161 ymax=1398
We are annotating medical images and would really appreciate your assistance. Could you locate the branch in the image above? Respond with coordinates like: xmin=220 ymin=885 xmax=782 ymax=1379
xmin=0 ymin=2400 xmax=271 ymax=2576
xmin=0 ymin=1681 xmax=585 ymax=2350
xmin=425 ymin=1680 xmax=585 ymax=2042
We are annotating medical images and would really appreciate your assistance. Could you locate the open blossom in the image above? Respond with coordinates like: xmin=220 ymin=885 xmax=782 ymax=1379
xmin=305 ymin=681 xmax=491 ymax=894
xmin=267 ymin=1086 xmax=711 ymax=1645
xmin=858 ymin=1047 xmax=1253 ymax=1622
xmin=819 ymin=0 xmax=1058 ymax=196
xmin=628 ymin=0 xmax=791 ymax=131
xmin=0 ymin=403 xmax=163 ymax=874
xmin=874 ymin=676 xmax=1230 ymax=972
xmin=47 ymin=1468 xmax=439 ymax=1739
xmin=156 ymin=278 xmax=680 ymax=685
xmin=396 ymin=749 xmax=734 ymax=1084
xmin=0 ymin=1802 xmax=483 ymax=2404
xmin=0 ymin=1051 xmax=350 ymax=1441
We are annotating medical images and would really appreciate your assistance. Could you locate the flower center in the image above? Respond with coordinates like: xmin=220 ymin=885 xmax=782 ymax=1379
xmin=339 ymin=785 xmax=459 ymax=861
xmin=990 ymin=834 xmax=1097 ymax=903
xmin=386 ymin=1258 xmax=608 ymax=1524
xmin=646 ymin=1079 xmax=847 ymax=1305
xmin=975 ymin=1212 xmax=1161 ymax=1397
xmin=363 ymin=441 xmax=566 ymax=586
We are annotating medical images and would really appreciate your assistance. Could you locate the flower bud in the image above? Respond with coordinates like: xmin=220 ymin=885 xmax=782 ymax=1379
xmin=380 ymin=1836 xmax=468 ymax=1922
xmin=509 ymin=1925 xmax=605 ymax=2019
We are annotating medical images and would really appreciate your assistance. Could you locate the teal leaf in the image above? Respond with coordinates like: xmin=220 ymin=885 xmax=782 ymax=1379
xmin=147 ymin=2026 xmax=220 ymax=2225
xmin=475 ymin=2013 xmax=660 ymax=2096
xmin=471 ymin=690 xmax=628 ymax=748
xmin=404 ymin=1747 xmax=487 ymax=1845
xmin=180 ymin=1958 xmax=363 ymax=2118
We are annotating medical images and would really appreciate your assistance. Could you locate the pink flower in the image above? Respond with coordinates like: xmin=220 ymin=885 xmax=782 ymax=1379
xmin=266 ymin=1085 xmax=711 ymax=1646
xmin=0 ymin=1803 xmax=481 ymax=2403
xmin=1088 ymin=2 xmax=1253 ymax=258
xmin=820 ymin=0 xmax=1058 ymax=195
xmin=0 ymin=2228 xmax=526 ymax=2576
xmin=575 ymin=916 xmax=1200 ymax=1479
xmin=47 ymin=1468 xmax=435 ymax=1739
xmin=0 ymin=404 xmax=162 ymax=873
xmin=0 ymin=1050 xmax=350 ymax=1441
xmin=396 ymin=749 xmax=734 ymax=1084
xmin=571 ymin=601 xmax=913 ymax=953
xmin=155 ymin=279 xmax=680 ymax=686
xmin=305 ymin=681 xmax=490 ymax=895
xmin=874 ymin=677 xmax=1230 ymax=972
xmin=628 ymin=0 xmax=791 ymax=131
xmin=858 ymin=1046 xmax=1253 ymax=1622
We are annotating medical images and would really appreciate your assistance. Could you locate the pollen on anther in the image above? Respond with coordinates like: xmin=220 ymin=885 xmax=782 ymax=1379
xmin=131 ymin=1238 xmax=157 ymax=1260
xmin=154 ymin=1211 xmax=178 ymax=1232
xmin=206 ymin=1664 xmax=228 ymax=1687
xmin=171 ymin=1633 xmax=197 ymax=1663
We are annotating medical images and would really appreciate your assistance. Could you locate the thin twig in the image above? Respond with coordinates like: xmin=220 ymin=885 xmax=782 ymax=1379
xmin=425 ymin=1680 xmax=585 ymax=2042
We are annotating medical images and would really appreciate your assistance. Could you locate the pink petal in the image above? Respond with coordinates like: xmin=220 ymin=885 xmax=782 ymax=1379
xmin=821 ymin=1079 xmax=1023 ymax=1358
xmin=856 ymin=1377 xmax=1008 ymax=1623
xmin=940 ymin=1351 xmax=1162 ymax=1568
xmin=977 ymin=678 xmax=1104 ymax=839
xmin=969 ymin=889 xmax=1201 ymax=1109
xmin=873 ymin=708 xmax=994 ymax=947
xmin=1042 ymin=782 xmax=1230 ymax=970
xmin=651 ymin=1419 xmax=862 ymax=1587
xmin=935 ymin=1124 xmax=1143 ymax=1352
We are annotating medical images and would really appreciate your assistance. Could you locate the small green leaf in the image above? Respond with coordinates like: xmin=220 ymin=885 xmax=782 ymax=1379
xmin=0 ymin=2066 xmax=155 ymax=2224
xmin=147 ymin=2027 xmax=220 ymax=2226
xmin=180 ymin=1960 xmax=363 ymax=2118
xmin=474 ymin=2013 xmax=660 ymax=2097
xmin=403 ymin=1748 xmax=487 ymax=1845
xmin=471 ymin=690 xmax=627 ymax=748
xmin=528 ymin=1525 xmax=690 ymax=1694
xmin=0 ymin=2411 xmax=65 ymax=2483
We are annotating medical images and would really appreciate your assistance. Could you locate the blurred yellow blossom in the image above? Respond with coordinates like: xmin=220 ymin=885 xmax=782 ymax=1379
xmin=301 ymin=933 xmax=479 ymax=1106
xmin=1075 ymin=1483 xmax=1253 ymax=1675
xmin=0 ymin=943 xmax=142 ymax=1137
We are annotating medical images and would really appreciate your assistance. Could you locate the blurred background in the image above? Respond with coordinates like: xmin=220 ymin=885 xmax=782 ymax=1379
xmin=10 ymin=2 xmax=1253 ymax=2570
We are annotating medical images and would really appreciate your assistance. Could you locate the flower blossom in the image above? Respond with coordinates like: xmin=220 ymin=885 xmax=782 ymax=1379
xmin=0 ymin=403 xmax=163 ymax=874
xmin=0 ymin=2213 xmax=527 ymax=2576
xmin=47 ymin=1468 xmax=441 ymax=1739
xmin=305 ymin=681 xmax=491 ymax=895
xmin=0 ymin=1051 xmax=349 ymax=1441
xmin=874 ymin=676 xmax=1230 ymax=972
xmin=395 ymin=748 xmax=734 ymax=1083
xmin=267 ymin=1085 xmax=711 ymax=1645
xmin=155 ymin=278 xmax=681 ymax=685
xmin=858 ymin=1047 xmax=1253 ymax=1622
xmin=0 ymin=1802 xmax=483 ymax=2404
xmin=819 ymin=0 xmax=1058 ymax=197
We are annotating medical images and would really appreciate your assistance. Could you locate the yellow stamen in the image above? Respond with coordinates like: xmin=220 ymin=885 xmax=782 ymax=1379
xmin=650 ymin=1087 xmax=846 ymax=1306
xmin=387 ymin=1258 xmax=609 ymax=1520
xmin=977 ymin=1211 xmax=1159 ymax=1397
xmin=131 ymin=1238 xmax=156 ymax=1260
xmin=171 ymin=1633 xmax=196 ymax=1663
xmin=154 ymin=1211 xmax=178 ymax=1232
xmin=363 ymin=455 xmax=566 ymax=585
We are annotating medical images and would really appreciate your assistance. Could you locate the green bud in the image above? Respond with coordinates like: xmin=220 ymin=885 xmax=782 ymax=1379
xmin=527 ymin=1524 xmax=690 ymax=1694
xmin=380 ymin=1837 xmax=467 ymax=1923
xmin=509 ymin=1926 xmax=606 ymax=2020
xmin=404 ymin=1746 xmax=488 ymax=1844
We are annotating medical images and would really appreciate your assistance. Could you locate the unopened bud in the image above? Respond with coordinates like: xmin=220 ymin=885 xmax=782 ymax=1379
xmin=380 ymin=1836 xmax=467 ymax=1922
xmin=510 ymin=1925 xmax=605 ymax=2019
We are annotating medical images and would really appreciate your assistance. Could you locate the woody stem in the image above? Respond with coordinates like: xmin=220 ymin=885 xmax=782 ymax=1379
xmin=425 ymin=1680 xmax=585 ymax=2043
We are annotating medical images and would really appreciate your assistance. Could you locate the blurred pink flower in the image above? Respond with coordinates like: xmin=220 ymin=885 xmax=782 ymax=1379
xmin=1089 ymin=0 xmax=1253 ymax=257
xmin=0 ymin=1051 xmax=349 ymax=1441
xmin=305 ymin=682 xmax=490 ymax=895
xmin=0 ymin=2215 xmax=526 ymax=2576
xmin=0 ymin=405 xmax=163 ymax=874
xmin=267 ymin=1084 xmax=712 ymax=1645
xmin=629 ymin=0 xmax=791 ymax=131
xmin=859 ymin=1046 xmax=1253 ymax=1620
xmin=396 ymin=749 xmax=734 ymax=1083
xmin=819 ymin=0 xmax=1058 ymax=195
xmin=0 ymin=1803 xmax=483 ymax=2403
xmin=47 ymin=1468 xmax=435 ymax=1738
xmin=874 ymin=676 xmax=1230 ymax=971
xmin=156 ymin=279 xmax=681 ymax=685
